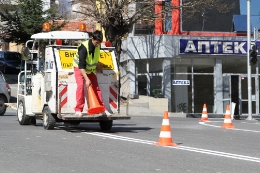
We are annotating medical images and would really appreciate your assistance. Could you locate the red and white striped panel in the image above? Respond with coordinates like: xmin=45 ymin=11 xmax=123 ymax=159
xmin=59 ymin=84 xmax=68 ymax=108
xmin=109 ymin=85 xmax=118 ymax=113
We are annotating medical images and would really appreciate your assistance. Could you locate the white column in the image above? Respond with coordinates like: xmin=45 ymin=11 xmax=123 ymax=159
xmin=128 ymin=59 xmax=137 ymax=97
xmin=163 ymin=59 xmax=171 ymax=111
xmin=214 ymin=59 xmax=223 ymax=114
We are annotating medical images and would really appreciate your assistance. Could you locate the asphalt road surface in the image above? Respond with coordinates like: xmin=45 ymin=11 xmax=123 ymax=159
xmin=1 ymin=74 xmax=260 ymax=173
xmin=1 ymin=109 xmax=260 ymax=173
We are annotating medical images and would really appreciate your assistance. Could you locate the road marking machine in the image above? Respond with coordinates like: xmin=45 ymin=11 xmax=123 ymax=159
xmin=6 ymin=24 xmax=130 ymax=130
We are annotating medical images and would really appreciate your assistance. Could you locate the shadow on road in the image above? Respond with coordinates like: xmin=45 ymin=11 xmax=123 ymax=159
xmin=29 ymin=122 xmax=153 ymax=133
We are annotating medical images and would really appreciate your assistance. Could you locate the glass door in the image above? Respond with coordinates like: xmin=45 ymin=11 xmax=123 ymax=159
xmin=239 ymin=75 xmax=259 ymax=116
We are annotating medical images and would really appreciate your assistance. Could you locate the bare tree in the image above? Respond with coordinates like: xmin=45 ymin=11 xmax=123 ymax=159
xmin=71 ymin=0 xmax=236 ymax=56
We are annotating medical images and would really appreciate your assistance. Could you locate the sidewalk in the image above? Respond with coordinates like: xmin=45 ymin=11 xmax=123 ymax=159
xmin=120 ymin=105 xmax=163 ymax=116
xmin=119 ymin=98 xmax=186 ymax=118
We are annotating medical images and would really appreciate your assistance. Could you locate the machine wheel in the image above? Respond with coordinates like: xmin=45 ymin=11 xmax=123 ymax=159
xmin=0 ymin=95 xmax=7 ymax=116
xmin=99 ymin=120 xmax=113 ymax=131
xmin=42 ymin=106 xmax=56 ymax=130
xmin=17 ymin=99 xmax=30 ymax=125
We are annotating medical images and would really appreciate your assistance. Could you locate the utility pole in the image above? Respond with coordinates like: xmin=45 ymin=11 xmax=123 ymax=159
xmin=253 ymin=27 xmax=259 ymax=117
xmin=246 ymin=0 xmax=253 ymax=120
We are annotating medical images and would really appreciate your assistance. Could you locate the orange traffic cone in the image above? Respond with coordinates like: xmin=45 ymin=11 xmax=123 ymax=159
xmin=221 ymin=105 xmax=235 ymax=129
xmin=87 ymin=85 xmax=105 ymax=115
xmin=200 ymin=103 xmax=209 ymax=122
xmin=155 ymin=111 xmax=178 ymax=146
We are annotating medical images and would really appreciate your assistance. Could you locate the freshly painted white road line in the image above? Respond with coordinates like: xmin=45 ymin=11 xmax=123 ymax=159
xmin=200 ymin=121 xmax=260 ymax=133
xmin=85 ymin=132 xmax=260 ymax=163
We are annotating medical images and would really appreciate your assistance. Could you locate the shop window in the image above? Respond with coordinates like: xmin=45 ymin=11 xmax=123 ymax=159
xmin=193 ymin=75 xmax=214 ymax=113
xmin=222 ymin=57 xmax=247 ymax=73
xmin=171 ymin=73 xmax=214 ymax=113
xmin=193 ymin=58 xmax=214 ymax=73
xmin=138 ymin=75 xmax=147 ymax=95
xmin=149 ymin=59 xmax=163 ymax=73
xmin=137 ymin=59 xmax=163 ymax=74
xmin=151 ymin=76 xmax=162 ymax=98
xmin=137 ymin=59 xmax=147 ymax=74
xmin=172 ymin=59 xmax=191 ymax=72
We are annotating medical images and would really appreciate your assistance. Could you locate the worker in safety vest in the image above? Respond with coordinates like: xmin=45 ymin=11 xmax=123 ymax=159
xmin=73 ymin=30 xmax=111 ymax=117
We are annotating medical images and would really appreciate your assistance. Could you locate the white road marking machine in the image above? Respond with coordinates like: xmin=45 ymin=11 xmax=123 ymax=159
xmin=6 ymin=29 xmax=130 ymax=130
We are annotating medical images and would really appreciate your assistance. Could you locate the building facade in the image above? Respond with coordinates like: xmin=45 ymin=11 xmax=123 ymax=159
xmin=120 ymin=0 xmax=260 ymax=119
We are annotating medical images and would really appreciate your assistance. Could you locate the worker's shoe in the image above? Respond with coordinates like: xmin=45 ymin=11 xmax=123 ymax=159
xmin=102 ymin=110 xmax=112 ymax=116
xmin=75 ymin=111 xmax=83 ymax=117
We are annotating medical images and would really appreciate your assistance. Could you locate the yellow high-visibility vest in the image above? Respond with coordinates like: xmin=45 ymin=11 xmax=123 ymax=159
xmin=73 ymin=40 xmax=100 ymax=74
